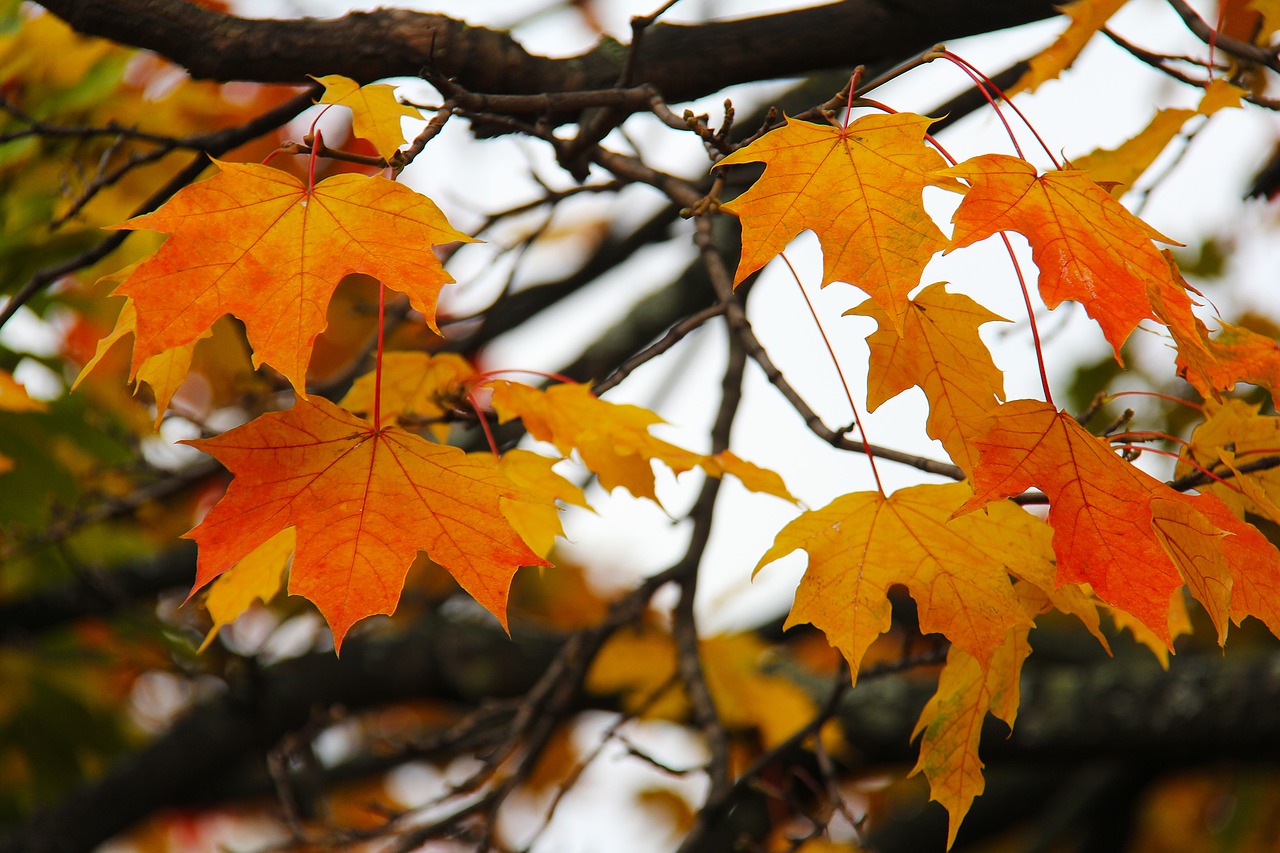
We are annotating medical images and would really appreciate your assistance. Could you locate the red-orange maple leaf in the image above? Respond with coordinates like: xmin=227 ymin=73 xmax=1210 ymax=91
xmin=940 ymin=154 xmax=1190 ymax=357
xmin=961 ymin=399 xmax=1280 ymax=644
xmin=1148 ymin=253 xmax=1280 ymax=398
xmin=185 ymin=396 xmax=548 ymax=650
xmin=111 ymin=161 xmax=473 ymax=393
xmin=716 ymin=113 xmax=951 ymax=329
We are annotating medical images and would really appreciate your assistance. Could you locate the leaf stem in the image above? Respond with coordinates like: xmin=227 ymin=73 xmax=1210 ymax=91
xmin=780 ymin=252 xmax=884 ymax=496
xmin=939 ymin=49 xmax=1063 ymax=169
xmin=1107 ymin=390 xmax=1203 ymax=411
xmin=1001 ymin=232 xmax=1055 ymax=407
xmin=373 ymin=281 xmax=386 ymax=431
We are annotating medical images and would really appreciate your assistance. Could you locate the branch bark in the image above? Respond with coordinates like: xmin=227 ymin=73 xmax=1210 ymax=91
xmin=38 ymin=0 xmax=1059 ymax=104
xmin=7 ymin=608 xmax=1280 ymax=853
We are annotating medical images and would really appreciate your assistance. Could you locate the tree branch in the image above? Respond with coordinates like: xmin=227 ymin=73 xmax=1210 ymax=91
xmin=8 ymin=608 xmax=1280 ymax=853
xmin=38 ymin=0 xmax=1060 ymax=106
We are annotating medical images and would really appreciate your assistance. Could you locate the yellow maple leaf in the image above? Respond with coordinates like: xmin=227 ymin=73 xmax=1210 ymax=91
xmin=490 ymin=380 xmax=794 ymax=503
xmin=340 ymin=351 xmax=476 ymax=442
xmin=912 ymin=628 xmax=1030 ymax=848
xmin=756 ymin=481 xmax=1049 ymax=683
xmin=198 ymin=528 xmax=294 ymax=653
xmin=73 ymin=297 xmax=204 ymax=428
xmin=1011 ymin=0 xmax=1131 ymax=94
xmin=496 ymin=449 xmax=591 ymax=557
xmin=1180 ymin=398 xmax=1280 ymax=522
xmin=315 ymin=74 xmax=422 ymax=161
xmin=1074 ymin=81 xmax=1245 ymax=193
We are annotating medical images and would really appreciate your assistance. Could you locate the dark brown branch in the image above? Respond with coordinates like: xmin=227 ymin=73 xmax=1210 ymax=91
xmin=9 ymin=608 xmax=1280 ymax=853
xmin=1165 ymin=0 xmax=1280 ymax=73
xmin=37 ymin=0 xmax=1061 ymax=108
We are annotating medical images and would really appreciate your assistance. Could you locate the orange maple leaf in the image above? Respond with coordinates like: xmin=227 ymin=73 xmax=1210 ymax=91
xmin=755 ymin=481 xmax=1050 ymax=682
xmin=848 ymin=282 xmax=1006 ymax=474
xmin=961 ymin=399 xmax=1280 ymax=645
xmin=184 ymin=396 xmax=548 ymax=650
xmin=111 ymin=161 xmax=474 ymax=393
xmin=1148 ymin=253 xmax=1280 ymax=397
xmin=940 ymin=153 xmax=1189 ymax=357
xmin=716 ymin=113 xmax=951 ymax=329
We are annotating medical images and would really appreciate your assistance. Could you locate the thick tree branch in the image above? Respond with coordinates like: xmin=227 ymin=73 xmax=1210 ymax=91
xmin=7 ymin=609 xmax=1280 ymax=853
xmin=38 ymin=0 xmax=1059 ymax=106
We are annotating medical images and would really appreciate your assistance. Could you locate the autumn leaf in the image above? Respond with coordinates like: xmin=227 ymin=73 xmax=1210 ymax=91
xmin=716 ymin=113 xmax=951 ymax=329
xmin=0 ymin=370 xmax=45 ymax=413
xmin=315 ymin=74 xmax=421 ymax=161
xmin=73 ymin=297 xmax=203 ymax=428
xmin=848 ymin=282 xmax=1007 ymax=474
xmin=588 ymin=627 xmax=822 ymax=747
xmin=912 ymin=629 xmax=1030 ymax=847
xmin=198 ymin=528 xmax=293 ymax=652
xmin=755 ymin=481 xmax=1052 ymax=682
xmin=184 ymin=396 xmax=549 ymax=650
xmin=1180 ymin=398 xmax=1280 ymax=522
xmin=496 ymin=448 xmax=591 ymax=558
xmin=1073 ymin=81 xmax=1245 ymax=193
xmin=490 ymin=380 xmax=794 ymax=503
xmin=1148 ymin=253 xmax=1280 ymax=397
xmin=939 ymin=153 xmax=1190 ymax=358
xmin=1011 ymin=0 xmax=1130 ymax=94
xmin=111 ymin=160 xmax=474 ymax=393
xmin=961 ymin=399 xmax=1280 ymax=644
xmin=341 ymin=351 xmax=477 ymax=441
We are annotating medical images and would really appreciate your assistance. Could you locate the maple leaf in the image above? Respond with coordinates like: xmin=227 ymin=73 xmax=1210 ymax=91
xmin=111 ymin=160 xmax=474 ymax=393
xmin=848 ymin=282 xmax=1007 ymax=474
xmin=960 ymin=399 xmax=1280 ymax=644
xmin=184 ymin=396 xmax=549 ymax=650
xmin=940 ymin=154 xmax=1194 ymax=358
xmin=1073 ymin=81 xmax=1244 ymax=193
xmin=716 ymin=113 xmax=951 ymax=329
xmin=315 ymin=74 xmax=421 ymax=161
xmin=755 ymin=481 xmax=1052 ymax=682
xmin=912 ymin=629 xmax=1030 ymax=847
xmin=490 ymin=380 xmax=795 ymax=503
xmin=340 ymin=351 xmax=476 ymax=441
xmin=496 ymin=449 xmax=591 ymax=558
xmin=1011 ymin=0 xmax=1130 ymax=94
xmin=1148 ymin=253 xmax=1280 ymax=397
xmin=198 ymin=528 xmax=293 ymax=652
xmin=1180 ymin=398 xmax=1280 ymax=522
xmin=73 ymin=297 xmax=203 ymax=428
